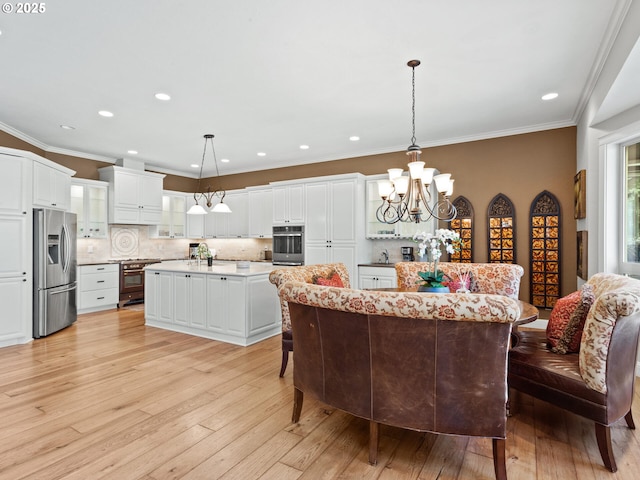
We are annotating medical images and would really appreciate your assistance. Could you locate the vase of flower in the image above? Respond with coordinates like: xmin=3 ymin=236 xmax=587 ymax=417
xmin=413 ymin=229 xmax=462 ymax=293
xmin=418 ymin=285 xmax=450 ymax=293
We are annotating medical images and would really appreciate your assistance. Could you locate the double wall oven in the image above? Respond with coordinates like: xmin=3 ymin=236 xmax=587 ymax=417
xmin=272 ymin=225 xmax=304 ymax=265
xmin=118 ymin=258 xmax=160 ymax=308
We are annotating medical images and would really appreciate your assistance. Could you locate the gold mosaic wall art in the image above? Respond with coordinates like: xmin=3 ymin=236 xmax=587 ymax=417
xmin=450 ymin=196 xmax=473 ymax=263
xmin=529 ymin=190 xmax=561 ymax=309
xmin=487 ymin=194 xmax=516 ymax=264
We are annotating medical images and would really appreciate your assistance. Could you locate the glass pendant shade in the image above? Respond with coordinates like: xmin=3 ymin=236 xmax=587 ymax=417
xmin=408 ymin=161 xmax=425 ymax=179
xmin=421 ymin=167 xmax=436 ymax=185
xmin=388 ymin=168 xmax=403 ymax=181
xmin=211 ymin=201 xmax=231 ymax=213
xmin=187 ymin=203 xmax=208 ymax=215
xmin=377 ymin=180 xmax=394 ymax=198
xmin=433 ymin=173 xmax=451 ymax=193
xmin=394 ymin=176 xmax=410 ymax=195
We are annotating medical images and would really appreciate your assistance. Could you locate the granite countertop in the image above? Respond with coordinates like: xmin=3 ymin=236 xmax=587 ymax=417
xmin=144 ymin=259 xmax=276 ymax=277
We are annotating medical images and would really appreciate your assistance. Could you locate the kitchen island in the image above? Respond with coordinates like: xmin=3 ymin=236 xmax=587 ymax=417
xmin=144 ymin=260 xmax=281 ymax=346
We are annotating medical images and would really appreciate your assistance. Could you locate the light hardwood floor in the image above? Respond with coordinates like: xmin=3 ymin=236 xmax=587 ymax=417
xmin=1 ymin=308 xmax=640 ymax=479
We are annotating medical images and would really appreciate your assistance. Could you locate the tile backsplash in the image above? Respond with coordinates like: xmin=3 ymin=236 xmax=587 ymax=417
xmin=77 ymin=225 xmax=272 ymax=264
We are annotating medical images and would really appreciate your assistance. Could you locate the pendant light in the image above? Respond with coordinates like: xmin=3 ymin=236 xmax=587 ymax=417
xmin=187 ymin=134 xmax=232 ymax=215
xmin=375 ymin=60 xmax=456 ymax=224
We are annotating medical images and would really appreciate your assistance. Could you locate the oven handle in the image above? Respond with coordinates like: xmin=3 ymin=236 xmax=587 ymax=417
xmin=273 ymin=233 xmax=303 ymax=237
xmin=123 ymin=270 xmax=145 ymax=276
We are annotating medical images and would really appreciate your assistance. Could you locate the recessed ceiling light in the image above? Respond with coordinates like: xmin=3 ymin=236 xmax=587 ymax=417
xmin=98 ymin=110 xmax=114 ymax=117
xmin=541 ymin=92 xmax=558 ymax=101
xmin=60 ymin=124 xmax=75 ymax=130
xmin=257 ymin=152 xmax=266 ymax=157
xmin=155 ymin=93 xmax=171 ymax=101
xmin=299 ymin=145 xmax=310 ymax=150
xmin=190 ymin=164 xmax=199 ymax=168
xmin=127 ymin=150 xmax=138 ymax=155
xmin=349 ymin=136 xmax=360 ymax=141
xmin=221 ymin=158 xmax=230 ymax=163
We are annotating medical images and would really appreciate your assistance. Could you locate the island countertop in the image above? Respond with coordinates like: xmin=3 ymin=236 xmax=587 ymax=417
xmin=144 ymin=260 xmax=276 ymax=277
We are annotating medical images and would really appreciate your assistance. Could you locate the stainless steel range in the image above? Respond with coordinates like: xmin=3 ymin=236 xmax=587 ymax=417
xmin=117 ymin=258 xmax=161 ymax=308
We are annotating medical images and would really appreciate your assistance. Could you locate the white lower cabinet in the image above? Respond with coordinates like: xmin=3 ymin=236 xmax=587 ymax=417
xmin=145 ymin=271 xmax=174 ymax=324
xmin=174 ymin=272 xmax=207 ymax=327
xmin=0 ymin=276 xmax=30 ymax=347
xmin=358 ymin=266 xmax=397 ymax=289
xmin=145 ymin=268 xmax=280 ymax=346
xmin=77 ymin=264 xmax=119 ymax=313
xmin=205 ymin=275 xmax=246 ymax=335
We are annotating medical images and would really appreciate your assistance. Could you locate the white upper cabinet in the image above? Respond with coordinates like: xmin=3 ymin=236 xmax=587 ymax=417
xmin=247 ymin=187 xmax=273 ymax=238
xmin=272 ymin=183 xmax=304 ymax=225
xmin=33 ymin=160 xmax=72 ymax=210
xmin=151 ymin=192 xmax=186 ymax=238
xmin=70 ymin=179 xmax=108 ymax=238
xmin=305 ymin=177 xmax=360 ymax=244
xmin=203 ymin=190 xmax=247 ymax=238
xmin=98 ymin=166 xmax=165 ymax=225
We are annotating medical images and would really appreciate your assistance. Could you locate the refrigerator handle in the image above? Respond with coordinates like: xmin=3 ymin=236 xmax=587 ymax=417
xmin=62 ymin=223 xmax=70 ymax=273
xmin=50 ymin=284 xmax=77 ymax=295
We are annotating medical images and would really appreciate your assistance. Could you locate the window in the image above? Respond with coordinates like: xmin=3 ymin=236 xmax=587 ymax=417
xmin=624 ymin=140 xmax=640 ymax=266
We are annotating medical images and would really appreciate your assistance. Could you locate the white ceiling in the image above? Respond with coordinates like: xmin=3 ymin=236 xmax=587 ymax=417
xmin=0 ymin=0 xmax=633 ymax=178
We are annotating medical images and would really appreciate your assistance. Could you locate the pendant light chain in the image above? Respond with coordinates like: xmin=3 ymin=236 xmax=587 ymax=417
xmin=411 ymin=63 xmax=417 ymax=147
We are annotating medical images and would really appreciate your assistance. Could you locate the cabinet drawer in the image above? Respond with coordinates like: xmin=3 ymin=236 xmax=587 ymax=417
xmin=79 ymin=264 xmax=118 ymax=275
xmin=79 ymin=288 xmax=119 ymax=309
xmin=80 ymin=273 xmax=119 ymax=291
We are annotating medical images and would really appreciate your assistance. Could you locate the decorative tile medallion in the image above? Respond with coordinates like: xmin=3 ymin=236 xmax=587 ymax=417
xmin=111 ymin=227 xmax=139 ymax=258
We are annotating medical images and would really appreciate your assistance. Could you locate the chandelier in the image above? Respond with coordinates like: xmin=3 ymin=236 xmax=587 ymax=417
xmin=187 ymin=134 xmax=232 ymax=215
xmin=376 ymin=60 xmax=456 ymax=224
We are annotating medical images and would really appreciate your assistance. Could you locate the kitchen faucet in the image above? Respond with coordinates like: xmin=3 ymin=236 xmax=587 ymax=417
xmin=381 ymin=249 xmax=389 ymax=264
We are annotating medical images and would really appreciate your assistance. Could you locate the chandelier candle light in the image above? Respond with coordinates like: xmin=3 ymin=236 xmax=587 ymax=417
xmin=376 ymin=60 xmax=457 ymax=224
xmin=187 ymin=134 xmax=232 ymax=215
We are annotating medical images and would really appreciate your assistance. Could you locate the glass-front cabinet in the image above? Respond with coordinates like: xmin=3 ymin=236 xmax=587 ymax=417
xmin=157 ymin=192 xmax=186 ymax=238
xmin=70 ymin=179 xmax=108 ymax=238
xmin=365 ymin=177 xmax=435 ymax=239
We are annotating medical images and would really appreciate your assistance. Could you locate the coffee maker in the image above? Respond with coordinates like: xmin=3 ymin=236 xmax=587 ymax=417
xmin=401 ymin=246 xmax=415 ymax=261
xmin=189 ymin=243 xmax=199 ymax=259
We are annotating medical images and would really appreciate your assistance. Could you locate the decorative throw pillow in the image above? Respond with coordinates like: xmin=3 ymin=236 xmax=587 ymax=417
xmin=546 ymin=284 xmax=595 ymax=354
xmin=446 ymin=271 xmax=476 ymax=293
xmin=312 ymin=270 xmax=345 ymax=288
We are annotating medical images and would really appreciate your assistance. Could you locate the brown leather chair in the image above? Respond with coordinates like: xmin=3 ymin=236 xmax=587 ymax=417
xmin=509 ymin=273 xmax=640 ymax=472
xmin=279 ymin=280 xmax=520 ymax=479
xmin=269 ymin=263 xmax=351 ymax=377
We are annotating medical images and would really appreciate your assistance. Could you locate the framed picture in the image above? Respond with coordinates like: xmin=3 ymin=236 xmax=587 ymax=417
xmin=577 ymin=230 xmax=588 ymax=280
xmin=574 ymin=170 xmax=586 ymax=219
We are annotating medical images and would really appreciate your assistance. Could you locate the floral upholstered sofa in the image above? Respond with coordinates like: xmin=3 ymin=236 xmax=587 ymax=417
xmin=269 ymin=263 xmax=351 ymax=376
xmin=509 ymin=272 xmax=640 ymax=473
xmin=278 ymin=280 xmax=520 ymax=479
xmin=395 ymin=261 xmax=524 ymax=299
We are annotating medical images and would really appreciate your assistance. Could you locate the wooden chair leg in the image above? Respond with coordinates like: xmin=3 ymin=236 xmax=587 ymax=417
xmin=279 ymin=349 xmax=289 ymax=377
xmin=625 ymin=410 xmax=636 ymax=429
xmin=595 ymin=423 xmax=617 ymax=472
xmin=492 ymin=438 xmax=507 ymax=480
xmin=292 ymin=387 xmax=304 ymax=423
xmin=368 ymin=421 xmax=379 ymax=465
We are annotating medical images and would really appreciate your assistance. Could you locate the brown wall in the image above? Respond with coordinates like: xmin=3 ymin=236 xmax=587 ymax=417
xmin=1 ymin=126 xmax=577 ymax=303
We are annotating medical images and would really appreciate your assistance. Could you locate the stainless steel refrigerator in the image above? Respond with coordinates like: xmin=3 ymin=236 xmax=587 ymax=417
xmin=33 ymin=208 xmax=77 ymax=338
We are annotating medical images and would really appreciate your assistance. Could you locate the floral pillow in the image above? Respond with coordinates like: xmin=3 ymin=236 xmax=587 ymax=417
xmin=546 ymin=284 xmax=595 ymax=354
xmin=446 ymin=271 xmax=476 ymax=293
xmin=311 ymin=270 xmax=345 ymax=288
